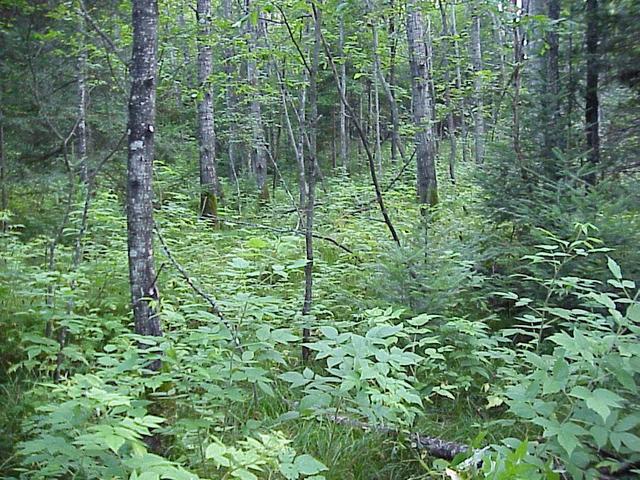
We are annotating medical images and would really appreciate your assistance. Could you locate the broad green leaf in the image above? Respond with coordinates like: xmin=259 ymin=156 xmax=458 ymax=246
xmin=585 ymin=389 xmax=624 ymax=422
xmin=293 ymin=454 xmax=327 ymax=475
xmin=205 ymin=442 xmax=230 ymax=467
xmin=557 ymin=429 xmax=579 ymax=456
xmin=607 ymin=257 xmax=622 ymax=280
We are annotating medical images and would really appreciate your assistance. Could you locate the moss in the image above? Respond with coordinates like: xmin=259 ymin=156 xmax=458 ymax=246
xmin=258 ymin=184 xmax=270 ymax=205
xmin=200 ymin=192 xmax=218 ymax=226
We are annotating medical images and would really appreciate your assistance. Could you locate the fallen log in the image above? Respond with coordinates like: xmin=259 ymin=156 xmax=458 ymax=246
xmin=327 ymin=414 xmax=471 ymax=461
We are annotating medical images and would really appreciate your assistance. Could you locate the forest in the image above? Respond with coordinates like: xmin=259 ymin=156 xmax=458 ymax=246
xmin=0 ymin=0 xmax=639 ymax=478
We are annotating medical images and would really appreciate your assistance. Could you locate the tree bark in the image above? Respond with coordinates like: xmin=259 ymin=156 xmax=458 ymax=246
xmin=339 ymin=17 xmax=348 ymax=169
xmin=406 ymin=0 xmax=438 ymax=206
xmin=245 ymin=0 xmax=269 ymax=197
xmin=0 ymin=101 xmax=6 ymax=233
xmin=302 ymin=3 xmax=320 ymax=363
xmin=196 ymin=0 xmax=221 ymax=218
xmin=127 ymin=0 xmax=162 ymax=339
xmin=438 ymin=0 xmax=457 ymax=182
xmin=76 ymin=0 xmax=88 ymax=183
xmin=545 ymin=0 xmax=561 ymax=158
xmin=365 ymin=0 xmax=406 ymax=166
xmin=222 ymin=0 xmax=240 ymax=187
xmin=470 ymin=7 xmax=485 ymax=164
xmin=451 ymin=4 xmax=469 ymax=164
xmin=512 ymin=0 xmax=526 ymax=177
xmin=585 ymin=0 xmax=600 ymax=184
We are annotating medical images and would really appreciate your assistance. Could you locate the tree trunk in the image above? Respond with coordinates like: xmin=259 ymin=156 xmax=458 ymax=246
xmin=451 ymin=4 xmax=469 ymax=164
xmin=512 ymin=0 xmax=526 ymax=177
xmin=365 ymin=0 xmax=405 ymax=165
xmin=77 ymin=0 xmax=88 ymax=183
xmin=544 ymin=0 xmax=561 ymax=159
xmin=127 ymin=0 xmax=162 ymax=339
xmin=196 ymin=0 xmax=221 ymax=219
xmin=222 ymin=0 xmax=240 ymax=187
xmin=470 ymin=8 xmax=485 ymax=164
xmin=406 ymin=0 xmax=438 ymax=206
xmin=302 ymin=3 xmax=320 ymax=362
xmin=438 ymin=0 xmax=457 ymax=183
xmin=245 ymin=0 xmax=269 ymax=197
xmin=0 ymin=101 xmax=6 ymax=233
xmin=585 ymin=0 xmax=600 ymax=184
xmin=425 ymin=17 xmax=437 ymax=126
xmin=339 ymin=17 xmax=348 ymax=169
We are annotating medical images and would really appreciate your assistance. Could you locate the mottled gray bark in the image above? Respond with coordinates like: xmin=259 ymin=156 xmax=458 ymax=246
xmin=76 ymin=0 xmax=88 ymax=182
xmin=451 ymin=4 xmax=469 ymax=164
xmin=438 ymin=0 xmax=457 ymax=182
xmin=365 ymin=0 xmax=404 ymax=164
xmin=127 ymin=0 xmax=162 ymax=338
xmin=585 ymin=0 xmax=600 ymax=184
xmin=222 ymin=0 xmax=239 ymax=186
xmin=339 ymin=17 xmax=348 ymax=168
xmin=302 ymin=4 xmax=320 ymax=363
xmin=245 ymin=0 xmax=269 ymax=196
xmin=0 ymin=101 xmax=6 ymax=232
xmin=406 ymin=0 xmax=438 ymax=206
xmin=512 ymin=0 xmax=526 ymax=176
xmin=545 ymin=0 xmax=561 ymax=157
xmin=196 ymin=0 xmax=221 ymax=218
xmin=470 ymin=8 xmax=485 ymax=164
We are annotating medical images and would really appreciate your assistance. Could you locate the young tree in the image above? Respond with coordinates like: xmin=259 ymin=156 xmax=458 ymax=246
xmin=585 ymin=0 xmax=600 ymax=184
xmin=222 ymin=0 xmax=240 ymax=186
xmin=126 ymin=0 xmax=162 ymax=338
xmin=338 ymin=16 xmax=348 ymax=169
xmin=245 ymin=0 xmax=269 ymax=197
xmin=76 ymin=0 xmax=88 ymax=183
xmin=196 ymin=0 xmax=221 ymax=217
xmin=470 ymin=5 xmax=485 ymax=164
xmin=406 ymin=0 xmax=438 ymax=206
xmin=438 ymin=0 xmax=457 ymax=182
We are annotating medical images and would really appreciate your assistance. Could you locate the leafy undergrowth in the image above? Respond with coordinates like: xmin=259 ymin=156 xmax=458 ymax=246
xmin=1 ymin=164 xmax=639 ymax=479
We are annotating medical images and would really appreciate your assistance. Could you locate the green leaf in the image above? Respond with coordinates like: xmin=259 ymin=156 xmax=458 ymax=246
xmin=607 ymin=257 xmax=622 ymax=280
xmin=319 ymin=326 xmax=338 ymax=339
xmin=557 ymin=429 xmax=579 ymax=456
xmin=232 ymin=468 xmax=257 ymax=480
xmin=618 ymin=432 xmax=640 ymax=451
xmin=585 ymin=389 xmax=624 ymax=422
xmin=626 ymin=303 xmax=640 ymax=323
xmin=205 ymin=442 xmax=230 ymax=466
xmin=137 ymin=473 xmax=160 ymax=480
xmin=104 ymin=433 xmax=125 ymax=453
xmin=293 ymin=454 xmax=327 ymax=475
xmin=590 ymin=425 xmax=608 ymax=448
xmin=279 ymin=372 xmax=309 ymax=388
xmin=279 ymin=462 xmax=299 ymax=480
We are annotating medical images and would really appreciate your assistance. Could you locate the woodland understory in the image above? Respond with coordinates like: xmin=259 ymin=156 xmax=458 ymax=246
xmin=0 ymin=0 xmax=639 ymax=479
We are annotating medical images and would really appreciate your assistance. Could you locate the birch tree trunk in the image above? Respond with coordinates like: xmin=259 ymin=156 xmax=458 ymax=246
xmin=470 ymin=8 xmax=485 ymax=164
xmin=406 ymin=0 xmax=438 ymax=206
xmin=438 ymin=0 xmax=457 ymax=182
xmin=0 ymin=100 xmax=6 ymax=233
xmin=222 ymin=0 xmax=239 ymax=186
xmin=196 ymin=0 xmax=221 ymax=218
xmin=339 ymin=17 xmax=348 ymax=169
xmin=302 ymin=3 xmax=320 ymax=362
xmin=545 ymin=0 xmax=561 ymax=157
xmin=76 ymin=0 xmax=88 ymax=183
xmin=245 ymin=0 xmax=269 ymax=197
xmin=451 ymin=4 xmax=469 ymax=164
xmin=365 ymin=0 xmax=405 ymax=165
xmin=127 ymin=0 xmax=162 ymax=338
xmin=512 ymin=0 xmax=526 ymax=177
xmin=585 ymin=0 xmax=600 ymax=184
